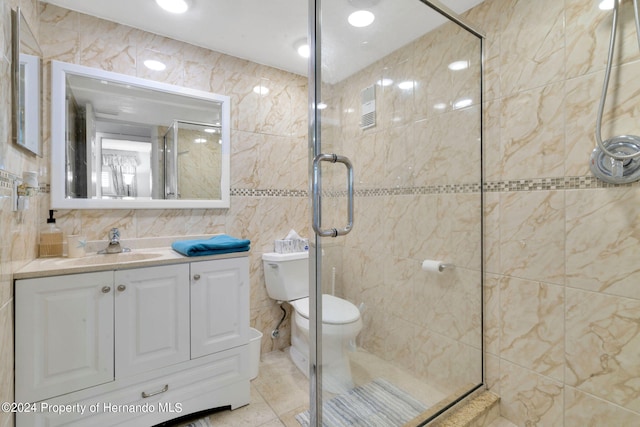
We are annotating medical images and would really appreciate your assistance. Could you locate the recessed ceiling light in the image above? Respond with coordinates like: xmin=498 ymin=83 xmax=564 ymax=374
xmin=397 ymin=80 xmax=415 ymax=90
xmin=194 ymin=138 xmax=207 ymax=143
xmin=377 ymin=78 xmax=394 ymax=87
xmin=144 ymin=59 xmax=166 ymax=71
xmin=298 ymin=44 xmax=310 ymax=58
xmin=599 ymin=0 xmax=614 ymax=10
xmin=317 ymin=102 xmax=327 ymax=110
xmin=348 ymin=10 xmax=375 ymax=27
xmin=294 ymin=38 xmax=310 ymax=58
xmin=253 ymin=85 xmax=269 ymax=96
xmin=156 ymin=0 xmax=189 ymax=14
xmin=448 ymin=60 xmax=470 ymax=71
xmin=433 ymin=103 xmax=447 ymax=110
xmin=204 ymin=128 xmax=217 ymax=134
xmin=453 ymin=98 xmax=473 ymax=109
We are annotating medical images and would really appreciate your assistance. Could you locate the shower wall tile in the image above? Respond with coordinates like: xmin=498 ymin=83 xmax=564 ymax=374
xmin=443 ymin=193 xmax=482 ymax=271
xmin=377 ymin=53 xmax=412 ymax=130
xmin=424 ymin=267 xmax=481 ymax=349
xmin=484 ymin=273 xmax=501 ymax=357
xmin=499 ymin=276 xmax=564 ymax=381
xmin=564 ymin=387 xmax=640 ymax=426
xmin=565 ymin=287 xmax=640 ymax=413
xmin=499 ymin=190 xmax=565 ymax=285
xmin=415 ymin=329 xmax=482 ymax=392
xmin=343 ymin=132 xmax=386 ymax=190
xmin=463 ymin=0 xmax=503 ymax=102
xmin=566 ymin=187 xmax=640 ymax=300
xmin=565 ymin=0 xmax=640 ymax=80
xmin=483 ymin=192 xmax=500 ymax=274
xmin=341 ymin=247 xmax=385 ymax=306
xmin=499 ymin=82 xmax=565 ymax=180
xmin=483 ymin=100 xmax=501 ymax=183
xmin=498 ymin=360 xmax=564 ymax=427
xmin=413 ymin=106 xmax=481 ymax=186
xmin=344 ymin=196 xmax=387 ymax=255
xmin=383 ymin=124 xmax=415 ymax=188
xmin=499 ymin=0 xmax=565 ymax=96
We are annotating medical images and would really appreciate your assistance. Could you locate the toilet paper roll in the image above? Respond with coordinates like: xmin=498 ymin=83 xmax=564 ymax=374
xmin=421 ymin=260 xmax=446 ymax=273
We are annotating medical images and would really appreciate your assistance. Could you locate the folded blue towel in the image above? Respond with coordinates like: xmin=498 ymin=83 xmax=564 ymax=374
xmin=171 ymin=234 xmax=251 ymax=257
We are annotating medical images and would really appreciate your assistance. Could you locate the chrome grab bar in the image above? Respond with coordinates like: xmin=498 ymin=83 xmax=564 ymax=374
xmin=312 ymin=153 xmax=354 ymax=238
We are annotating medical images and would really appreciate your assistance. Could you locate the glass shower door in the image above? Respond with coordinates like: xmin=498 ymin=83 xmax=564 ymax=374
xmin=308 ymin=0 xmax=484 ymax=425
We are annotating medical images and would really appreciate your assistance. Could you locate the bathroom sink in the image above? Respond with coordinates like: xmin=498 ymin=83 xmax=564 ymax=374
xmin=53 ymin=252 xmax=164 ymax=267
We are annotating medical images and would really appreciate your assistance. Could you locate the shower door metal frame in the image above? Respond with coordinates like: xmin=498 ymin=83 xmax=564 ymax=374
xmin=307 ymin=1 xmax=485 ymax=425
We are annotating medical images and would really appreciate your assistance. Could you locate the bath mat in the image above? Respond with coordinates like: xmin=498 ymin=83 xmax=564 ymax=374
xmin=180 ymin=417 xmax=213 ymax=427
xmin=296 ymin=378 xmax=427 ymax=427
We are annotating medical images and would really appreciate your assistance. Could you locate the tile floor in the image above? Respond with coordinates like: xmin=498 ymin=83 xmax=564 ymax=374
xmin=174 ymin=349 xmax=515 ymax=427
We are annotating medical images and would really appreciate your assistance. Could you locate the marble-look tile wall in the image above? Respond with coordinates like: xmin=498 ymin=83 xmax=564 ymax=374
xmin=36 ymin=3 xmax=309 ymax=358
xmin=321 ymin=16 xmax=483 ymax=397
xmin=468 ymin=0 xmax=640 ymax=424
xmin=0 ymin=1 xmax=42 ymax=426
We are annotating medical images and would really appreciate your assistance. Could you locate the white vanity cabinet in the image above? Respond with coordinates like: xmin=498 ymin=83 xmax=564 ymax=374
xmin=15 ymin=271 xmax=115 ymax=403
xmin=115 ymin=264 xmax=190 ymax=377
xmin=191 ymin=257 xmax=249 ymax=358
xmin=15 ymin=255 xmax=250 ymax=427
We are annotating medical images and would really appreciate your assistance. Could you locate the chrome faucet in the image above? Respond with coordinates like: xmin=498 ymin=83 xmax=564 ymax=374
xmin=98 ymin=228 xmax=131 ymax=254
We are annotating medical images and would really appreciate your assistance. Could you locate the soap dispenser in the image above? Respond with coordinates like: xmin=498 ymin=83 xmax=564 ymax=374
xmin=39 ymin=210 xmax=63 ymax=257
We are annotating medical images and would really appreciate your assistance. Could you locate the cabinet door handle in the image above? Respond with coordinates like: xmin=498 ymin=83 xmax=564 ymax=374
xmin=117 ymin=284 xmax=126 ymax=292
xmin=101 ymin=286 xmax=111 ymax=294
xmin=141 ymin=384 xmax=169 ymax=398
xmin=193 ymin=274 xmax=201 ymax=281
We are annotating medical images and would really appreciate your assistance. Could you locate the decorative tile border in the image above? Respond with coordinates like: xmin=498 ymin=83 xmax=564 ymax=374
xmin=231 ymin=176 xmax=639 ymax=199
xmin=0 ymin=170 xmax=18 ymax=195
xmin=3 ymin=174 xmax=626 ymax=200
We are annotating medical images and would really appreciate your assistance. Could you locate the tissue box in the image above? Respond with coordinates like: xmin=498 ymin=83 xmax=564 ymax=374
xmin=274 ymin=238 xmax=309 ymax=254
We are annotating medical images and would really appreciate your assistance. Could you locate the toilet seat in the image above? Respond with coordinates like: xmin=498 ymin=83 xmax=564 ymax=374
xmin=291 ymin=294 xmax=360 ymax=324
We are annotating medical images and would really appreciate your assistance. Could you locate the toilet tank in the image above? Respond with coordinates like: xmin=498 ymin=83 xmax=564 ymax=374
xmin=262 ymin=252 xmax=309 ymax=302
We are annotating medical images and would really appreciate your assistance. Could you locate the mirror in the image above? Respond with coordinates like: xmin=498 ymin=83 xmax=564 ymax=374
xmin=51 ymin=60 xmax=230 ymax=209
xmin=12 ymin=7 xmax=42 ymax=156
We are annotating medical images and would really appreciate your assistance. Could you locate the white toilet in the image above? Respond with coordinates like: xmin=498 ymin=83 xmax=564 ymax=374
xmin=262 ymin=251 xmax=362 ymax=393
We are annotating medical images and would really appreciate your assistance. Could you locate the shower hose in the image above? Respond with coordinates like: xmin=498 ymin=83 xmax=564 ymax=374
xmin=595 ymin=0 xmax=640 ymax=160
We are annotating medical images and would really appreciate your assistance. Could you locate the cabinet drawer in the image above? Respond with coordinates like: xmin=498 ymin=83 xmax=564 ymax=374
xmin=17 ymin=345 xmax=250 ymax=427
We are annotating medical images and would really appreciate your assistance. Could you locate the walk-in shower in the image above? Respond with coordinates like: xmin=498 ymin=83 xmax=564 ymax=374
xmin=591 ymin=0 xmax=640 ymax=183
xmin=308 ymin=0 xmax=484 ymax=424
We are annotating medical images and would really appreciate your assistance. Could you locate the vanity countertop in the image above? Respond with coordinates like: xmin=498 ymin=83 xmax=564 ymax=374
xmin=14 ymin=235 xmax=250 ymax=280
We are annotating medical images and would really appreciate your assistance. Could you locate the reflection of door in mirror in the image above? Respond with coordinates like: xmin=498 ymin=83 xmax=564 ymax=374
xmin=163 ymin=121 xmax=222 ymax=200
xmin=65 ymin=89 xmax=87 ymax=198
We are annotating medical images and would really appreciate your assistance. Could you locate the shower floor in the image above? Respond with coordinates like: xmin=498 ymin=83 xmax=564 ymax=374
xmin=172 ymin=349 xmax=515 ymax=427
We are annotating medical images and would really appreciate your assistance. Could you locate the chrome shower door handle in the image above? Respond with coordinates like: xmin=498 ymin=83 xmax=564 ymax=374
xmin=312 ymin=153 xmax=354 ymax=238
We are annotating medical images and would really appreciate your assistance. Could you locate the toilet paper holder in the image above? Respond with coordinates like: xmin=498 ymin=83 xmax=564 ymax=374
xmin=421 ymin=260 xmax=455 ymax=273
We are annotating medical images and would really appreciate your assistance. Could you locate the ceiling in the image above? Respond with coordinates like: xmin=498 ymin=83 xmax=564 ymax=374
xmin=41 ymin=0 xmax=483 ymax=83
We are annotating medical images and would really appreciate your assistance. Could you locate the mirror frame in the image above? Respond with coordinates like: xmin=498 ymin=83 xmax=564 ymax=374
xmin=12 ymin=7 xmax=42 ymax=157
xmin=51 ymin=60 xmax=231 ymax=209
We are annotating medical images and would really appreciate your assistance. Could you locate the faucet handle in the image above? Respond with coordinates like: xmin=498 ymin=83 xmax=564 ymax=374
xmin=109 ymin=228 xmax=120 ymax=242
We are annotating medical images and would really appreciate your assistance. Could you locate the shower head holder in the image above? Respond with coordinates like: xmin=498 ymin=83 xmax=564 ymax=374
xmin=590 ymin=135 xmax=640 ymax=184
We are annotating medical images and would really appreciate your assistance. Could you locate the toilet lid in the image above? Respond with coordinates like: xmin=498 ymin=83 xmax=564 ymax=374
xmin=291 ymin=294 xmax=361 ymax=324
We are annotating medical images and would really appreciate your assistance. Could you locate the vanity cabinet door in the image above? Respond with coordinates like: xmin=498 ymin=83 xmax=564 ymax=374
xmin=115 ymin=264 xmax=190 ymax=377
xmin=191 ymin=257 xmax=249 ymax=358
xmin=15 ymin=271 xmax=115 ymax=403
